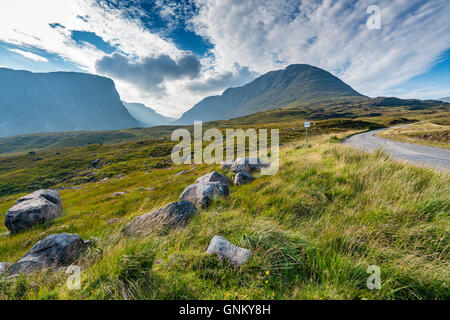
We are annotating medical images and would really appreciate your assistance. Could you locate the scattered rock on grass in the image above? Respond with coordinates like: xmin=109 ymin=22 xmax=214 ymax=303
xmin=234 ymin=172 xmax=254 ymax=185
xmin=196 ymin=171 xmax=231 ymax=185
xmin=112 ymin=192 xmax=128 ymax=196
xmin=4 ymin=190 xmax=63 ymax=233
xmin=180 ymin=182 xmax=229 ymax=208
xmin=221 ymin=161 xmax=233 ymax=171
xmin=7 ymin=233 xmax=88 ymax=276
xmin=123 ymin=201 xmax=197 ymax=236
xmin=231 ymin=157 xmax=268 ymax=173
xmin=91 ymin=159 xmax=101 ymax=168
xmin=206 ymin=235 xmax=252 ymax=266
xmin=0 ymin=262 xmax=12 ymax=276
xmin=107 ymin=218 xmax=121 ymax=225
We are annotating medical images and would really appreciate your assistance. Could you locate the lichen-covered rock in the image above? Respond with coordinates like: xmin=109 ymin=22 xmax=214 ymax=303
xmin=5 ymin=190 xmax=63 ymax=233
xmin=180 ymin=182 xmax=229 ymax=208
xmin=7 ymin=233 xmax=88 ymax=275
xmin=123 ymin=201 xmax=197 ymax=236
xmin=231 ymin=157 xmax=268 ymax=173
xmin=0 ymin=262 xmax=12 ymax=276
xmin=196 ymin=171 xmax=231 ymax=185
xmin=206 ymin=235 xmax=252 ymax=266
xmin=234 ymin=172 xmax=255 ymax=185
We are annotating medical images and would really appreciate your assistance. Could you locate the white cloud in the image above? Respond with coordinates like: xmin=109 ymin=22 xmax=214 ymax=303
xmin=7 ymin=48 xmax=48 ymax=62
xmin=0 ymin=0 xmax=449 ymax=117
xmin=191 ymin=0 xmax=450 ymax=98
xmin=0 ymin=0 xmax=194 ymax=117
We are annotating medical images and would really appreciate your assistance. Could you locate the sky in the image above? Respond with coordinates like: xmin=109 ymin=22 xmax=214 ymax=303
xmin=0 ymin=0 xmax=449 ymax=118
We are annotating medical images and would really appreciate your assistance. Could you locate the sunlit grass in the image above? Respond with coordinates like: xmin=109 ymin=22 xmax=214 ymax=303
xmin=0 ymin=131 xmax=449 ymax=300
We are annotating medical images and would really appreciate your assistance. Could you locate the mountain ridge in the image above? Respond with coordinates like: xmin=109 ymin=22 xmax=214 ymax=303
xmin=177 ymin=64 xmax=365 ymax=123
xmin=0 ymin=68 xmax=139 ymax=137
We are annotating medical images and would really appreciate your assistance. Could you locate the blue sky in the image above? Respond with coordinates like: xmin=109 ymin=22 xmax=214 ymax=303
xmin=0 ymin=0 xmax=449 ymax=117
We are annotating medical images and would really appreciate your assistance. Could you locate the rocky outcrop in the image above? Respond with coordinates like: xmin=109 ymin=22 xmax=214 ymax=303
xmin=123 ymin=201 xmax=197 ymax=236
xmin=4 ymin=190 xmax=63 ymax=233
xmin=231 ymin=157 xmax=268 ymax=173
xmin=234 ymin=172 xmax=254 ymax=185
xmin=0 ymin=262 xmax=11 ymax=276
xmin=206 ymin=235 xmax=252 ymax=266
xmin=7 ymin=233 xmax=88 ymax=275
xmin=196 ymin=171 xmax=231 ymax=185
xmin=180 ymin=182 xmax=229 ymax=208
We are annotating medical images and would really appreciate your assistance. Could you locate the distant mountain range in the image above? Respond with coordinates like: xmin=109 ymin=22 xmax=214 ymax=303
xmin=0 ymin=65 xmax=446 ymax=139
xmin=438 ymin=96 xmax=450 ymax=103
xmin=177 ymin=64 xmax=365 ymax=123
xmin=122 ymin=102 xmax=176 ymax=127
xmin=0 ymin=68 xmax=139 ymax=137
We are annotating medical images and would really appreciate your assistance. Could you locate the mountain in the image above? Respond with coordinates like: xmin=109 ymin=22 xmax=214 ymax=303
xmin=177 ymin=64 xmax=365 ymax=123
xmin=0 ymin=68 xmax=139 ymax=137
xmin=438 ymin=96 xmax=450 ymax=103
xmin=122 ymin=102 xmax=176 ymax=127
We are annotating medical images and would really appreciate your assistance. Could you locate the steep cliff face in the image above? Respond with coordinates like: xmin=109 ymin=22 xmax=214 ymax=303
xmin=177 ymin=64 xmax=364 ymax=123
xmin=0 ymin=68 xmax=139 ymax=137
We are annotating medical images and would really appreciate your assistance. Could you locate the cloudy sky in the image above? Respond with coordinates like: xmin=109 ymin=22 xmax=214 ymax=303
xmin=0 ymin=0 xmax=449 ymax=117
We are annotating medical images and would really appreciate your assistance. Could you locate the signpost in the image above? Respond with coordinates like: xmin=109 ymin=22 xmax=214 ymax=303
xmin=304 ymin=121 xmax=310 ymax=144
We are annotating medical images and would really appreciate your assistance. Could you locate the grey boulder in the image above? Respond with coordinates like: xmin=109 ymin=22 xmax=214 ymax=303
xmin=5 ymin=190 xmax=63 ymax=233
xmin=231 ymin=157 xmax=268 ymax=173
xmin=206 ymin=235 xmax=252 ymax=266
xmin=0 ymin=262 xmax=12 ymax=276
xmin=7 ymin=233 xmax=88 ymax=275
xmin=221 ymin=161 xmax=233 ymax=171
xmin=123 ymin=201 xmax=197 ymax=236
xmin=234 ymin=172 xmax=255 ymax=185
xmin=180 ymin=182 xmax=229 ymax=208
xmin=196 ymin=171 xmax=231 ymax=185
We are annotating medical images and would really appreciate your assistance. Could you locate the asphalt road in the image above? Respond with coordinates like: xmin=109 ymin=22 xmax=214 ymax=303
xmin=343 ymin=127 xmax=450 ymax=170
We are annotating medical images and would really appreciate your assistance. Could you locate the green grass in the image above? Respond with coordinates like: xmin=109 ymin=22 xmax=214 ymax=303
xmin=1 ymin=100 xmax=448 ymax=156
xmin=378 ymin=121 xmax=450 ymax=149
xmin=0 ymin=128 xmax=448 ymax=300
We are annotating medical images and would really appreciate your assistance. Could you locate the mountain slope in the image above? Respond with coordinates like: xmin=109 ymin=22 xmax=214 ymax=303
xmin=122 ymin=102 xmax=176 ymax=127
xmin=0 ymin=68 xmax=139 ymax=137
xmin=438 ymin=96 xmax=450 ymax=103
xmin=177 ymin=64 xmax=364 ymax=123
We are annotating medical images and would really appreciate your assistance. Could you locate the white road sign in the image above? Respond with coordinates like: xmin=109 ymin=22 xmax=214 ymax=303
xmin=304 ymin=121 xmax=310 ymax=128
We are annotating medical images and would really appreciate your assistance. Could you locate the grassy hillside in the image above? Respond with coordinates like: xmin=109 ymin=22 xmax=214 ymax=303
xmin=378 ymin=121 xmax=450 ymax=149
xmin=178 ymin=64 xmax=365 ymax=123
xmin=1 ymin=100 xmax=448 ymax=157
xmin=0 ymin=120 xmax=448 ymax=300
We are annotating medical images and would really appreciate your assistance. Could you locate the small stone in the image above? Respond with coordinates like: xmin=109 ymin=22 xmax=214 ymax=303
xmin=123 ymin=201 xmax=197 ymax=236
xmin=112 ymin=192 xmax=127 ymax=196
xmin=0 ymin=262 xmax=12 ymax=276
xmin=221 ymin=161 xmax=233 ymax=171
xmin=206 ymin=235 xmax=252 ymax=266
xmin=91 ymin=159 xmax=101 ymax=168
xmin=231 ymin=157 xmax=268 ymax=173
xmin=107 ymin=218 xmax=120 ymax=225
xmin=234 ymin=172 xmax=254 ymax=185
xmin=196 ymin=171 xmax=232 ymax=185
